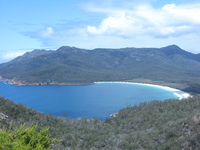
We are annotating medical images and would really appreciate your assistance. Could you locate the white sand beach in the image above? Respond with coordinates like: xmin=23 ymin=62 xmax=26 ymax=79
xmin=94 ymin=81 xmax=191 ymax=100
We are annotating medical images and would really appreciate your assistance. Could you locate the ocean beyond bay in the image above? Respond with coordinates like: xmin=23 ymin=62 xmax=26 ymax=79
xmin=0 ymin=81 xmax=181 ymax=118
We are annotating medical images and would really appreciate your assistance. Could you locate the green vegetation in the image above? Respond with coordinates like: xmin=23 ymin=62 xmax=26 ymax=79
xmin=1 ymin=45 xmax=200 ymax=93
xmin=0 ymin=96 xmax=199 ymax=149
xmin=0 ymin=124 xmax=56 ymax=150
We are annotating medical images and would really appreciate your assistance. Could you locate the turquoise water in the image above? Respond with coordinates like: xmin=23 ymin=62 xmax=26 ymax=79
xmin=0 ymin=81 xmax=178 ymax=118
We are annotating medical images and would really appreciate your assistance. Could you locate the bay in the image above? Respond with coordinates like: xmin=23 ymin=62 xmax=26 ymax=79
xmin=0 ymin=81 xmax=178 ymax=118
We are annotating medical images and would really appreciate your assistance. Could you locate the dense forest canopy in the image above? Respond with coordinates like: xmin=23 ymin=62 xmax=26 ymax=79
xmin=0 ymin=96 xmax=199 ymax=149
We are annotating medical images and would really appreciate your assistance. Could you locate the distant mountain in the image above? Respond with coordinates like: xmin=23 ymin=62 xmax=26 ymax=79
xmin=161 ymin=45 xmax=200 ymax=61
xmin=9 ymin=49 xmax=52 ymax=63
xmin=196 ymin=53 xmax=200 ymax=60
xmin=0 ymin=45 xmax=200 ymax=87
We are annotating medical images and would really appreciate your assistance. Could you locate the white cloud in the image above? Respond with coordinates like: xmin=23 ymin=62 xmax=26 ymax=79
xmin=87 ymin=15 xmax=137 ymax=36
xmin=0 ymin=50 xmax=31 ymax=63
xmin=2 ymin=51 xmax=25 ymax=59
xmin=24 ymin=1 xmax=200 ymax=53
xmin=85 ymin=3 xmax=200 ymax=38
xmin=162 ymin=3 xmax=200 ymax=24
xmin=40 ymin=27 xmax=54 ymax=37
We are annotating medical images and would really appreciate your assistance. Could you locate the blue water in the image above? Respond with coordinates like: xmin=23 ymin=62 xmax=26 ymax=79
xmin=0 ymin=81 xmax=178 ymax=118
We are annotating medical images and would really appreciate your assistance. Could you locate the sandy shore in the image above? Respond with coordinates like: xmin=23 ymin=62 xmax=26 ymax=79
xmin=95 ymin=81 xmax=191 ymax=100
xmin=1 ymin=79 xmax=191 ymax=100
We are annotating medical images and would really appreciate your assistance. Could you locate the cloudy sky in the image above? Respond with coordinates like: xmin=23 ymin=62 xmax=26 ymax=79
xmin=1 ymin=0 xmax=200 ymax=63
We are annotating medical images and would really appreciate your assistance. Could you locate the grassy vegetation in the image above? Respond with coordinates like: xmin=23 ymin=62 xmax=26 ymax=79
xmin=0 ymin=96 xmax=199 ymax=149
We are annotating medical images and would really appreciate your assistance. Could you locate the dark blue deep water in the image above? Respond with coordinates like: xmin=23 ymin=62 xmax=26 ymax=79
xmin=0 ymin=81 xmax=178 ymax=118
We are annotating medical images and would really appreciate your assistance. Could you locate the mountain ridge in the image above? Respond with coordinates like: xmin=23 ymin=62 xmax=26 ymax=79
xmin=0 ymin=45 xmax=200 ymax=91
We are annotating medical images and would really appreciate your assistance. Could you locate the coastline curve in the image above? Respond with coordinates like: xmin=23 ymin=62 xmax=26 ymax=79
xmin=94 ymin=81 xmax=191 ymax=100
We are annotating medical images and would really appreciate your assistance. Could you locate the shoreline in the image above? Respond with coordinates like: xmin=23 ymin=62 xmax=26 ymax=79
xmin=94 ymin=81 xmax=191 ymax=100
xmin=0 ymin=79 xmax=191 ymax=100
xmin=0 ymin=78 xmax=94 ymax=86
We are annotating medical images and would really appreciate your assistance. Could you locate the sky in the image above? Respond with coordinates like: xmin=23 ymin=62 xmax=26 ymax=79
xmin=1 ymin=0 xmax=200 ymax=63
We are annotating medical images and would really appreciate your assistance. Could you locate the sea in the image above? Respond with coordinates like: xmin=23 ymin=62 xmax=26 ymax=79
xmin=0 ymin=81 xmax=179 ymax=119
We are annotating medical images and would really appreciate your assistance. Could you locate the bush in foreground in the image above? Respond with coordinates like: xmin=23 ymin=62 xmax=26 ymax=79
xmin=0 ymin=123 xmax=57 ymax=150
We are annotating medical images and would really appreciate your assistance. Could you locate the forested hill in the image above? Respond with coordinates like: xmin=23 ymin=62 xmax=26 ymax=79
xmin=0 ymin=45 xmax=200 ymax=89
xmin=0 ymin=96 xmax=200 ymax=149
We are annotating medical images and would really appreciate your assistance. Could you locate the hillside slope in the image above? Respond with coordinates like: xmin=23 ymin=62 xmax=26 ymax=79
xmin=0 ymin=45 xmax=200 ymax=86
xmin=0 ymin=96 xmax=199 ymax=149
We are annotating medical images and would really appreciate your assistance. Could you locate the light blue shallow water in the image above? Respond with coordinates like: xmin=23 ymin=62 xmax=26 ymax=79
xmin=0 ymin=81 xmax=178 ymax=118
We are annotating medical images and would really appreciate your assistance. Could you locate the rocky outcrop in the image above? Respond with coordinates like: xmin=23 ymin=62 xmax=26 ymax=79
xmin=192 ymin=114 xmax=200 ymax=123
xmin=0 ymin=112 xmax=9 ymax=126
xmin=0 ymin=112 xmax=8 ymax=119
xmin=110 ymin=112 xmax=119 ymax=117
xmin=0 ymin=77 xmax=94 ymax=86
